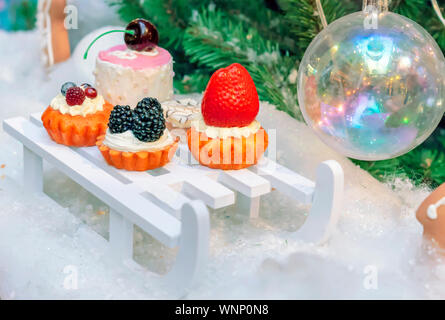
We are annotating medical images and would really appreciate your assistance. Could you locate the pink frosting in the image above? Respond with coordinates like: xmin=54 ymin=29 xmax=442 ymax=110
xmin=98 ymin=44 xmax=172 ymax=70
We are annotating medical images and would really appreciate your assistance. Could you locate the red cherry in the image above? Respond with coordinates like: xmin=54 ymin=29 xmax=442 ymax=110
xmin=85 ymin=87 xmax=97 ymax=99
xmin=124 ymin=19 xmax=159 ymax=52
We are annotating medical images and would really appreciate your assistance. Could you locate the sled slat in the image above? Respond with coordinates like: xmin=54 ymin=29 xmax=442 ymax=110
xmin=219 ymin=169 xmax=271 ymax=198
xmin=253 ymin=159 xmax=315 ymax=204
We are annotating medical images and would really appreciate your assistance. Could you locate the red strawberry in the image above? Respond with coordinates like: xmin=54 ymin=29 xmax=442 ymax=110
xmin=201 ymin=63 xmax=259 ymax=128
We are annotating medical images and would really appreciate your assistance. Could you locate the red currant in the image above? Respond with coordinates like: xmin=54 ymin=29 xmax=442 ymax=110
xmin=65 ymin=87 xmax=85 ymax=106
xmin=85 ymin=87 xmax=98 ymax=99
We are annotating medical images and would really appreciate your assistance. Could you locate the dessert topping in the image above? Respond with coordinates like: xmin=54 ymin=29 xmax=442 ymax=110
xmin=133 ymin=98 xmax=166 ymax=142
xmin=108 ymin=105 xmax=134 ymax=134
xmin=65 ymin=87 xmax=86 ymax=106
xmin=84 ymin=19 xmax=159 ymax=59
xmin=107 ymin=98 xmax=166 ymax=143
xmin=61 ymin=82 xmax=76 ymax=96
xmin=201 ymin=63 xmax=259 ymax=128
xmin=80 ymin=83 xmax=92 ymax=89
xmin=124 ymin=19 xmax=159 ymax=52
xmin=85 ymin=87 xmax=98 ymax=99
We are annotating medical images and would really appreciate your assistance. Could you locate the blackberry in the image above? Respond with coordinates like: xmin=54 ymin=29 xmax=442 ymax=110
xmin=108 ymin=105 xmax=134 ymax=134
xmin=136 ymin=97 xmax=163 ymax=113
xmin=132 ymin=99 xmax=166 ymax=142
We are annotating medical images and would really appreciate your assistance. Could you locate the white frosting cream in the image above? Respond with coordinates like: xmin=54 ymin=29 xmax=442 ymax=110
xmin=94 ymin=59 xmax=174 ymax=107
xmin=191 ymin=115 xmax=260 ymax=139
xmin=108 ymin=48 xmax=159 ymax=60
xmin=427 ymin=197 xmax=445 ymax=220
xmin=103 ymin=129 xmax=174 ymax=153
xmin=50 ymin=93 xmax=105 ymax=117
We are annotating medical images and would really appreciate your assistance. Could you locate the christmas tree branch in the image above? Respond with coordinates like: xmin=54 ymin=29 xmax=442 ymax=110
xmin=184 ymin=7 xmax=301 ymax=118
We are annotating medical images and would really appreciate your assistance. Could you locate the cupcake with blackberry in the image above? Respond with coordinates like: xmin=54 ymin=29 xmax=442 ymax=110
xmin=42 ymin=82 xmax=113 ymax=147
xmin=97 ymin=97 xmax=179 ymax=171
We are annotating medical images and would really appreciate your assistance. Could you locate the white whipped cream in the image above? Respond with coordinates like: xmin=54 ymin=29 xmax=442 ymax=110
xmin=427 ymin=197 xmax=445 ymax=220
xmin=191 ymin=115 xmax=260 ymax=139
xmin=108 ymin=48 xmax=159 ymax=60
xmin=50 ymin=93 xmax=105 ymax=117
xmin=103 ymin=128 xmax=174 ymax=153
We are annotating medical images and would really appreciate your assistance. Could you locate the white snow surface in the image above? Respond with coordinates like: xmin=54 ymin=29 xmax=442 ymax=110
xmin=0 ymin=30 xmax=444 ymax=300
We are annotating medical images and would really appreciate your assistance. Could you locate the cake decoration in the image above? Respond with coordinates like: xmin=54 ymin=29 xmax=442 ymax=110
xmin=427 ymin=197 xmax=445 ymax=220
xmin=65 ymin=87 xmax=86 ymax=106
xmin=162 ymin=98 xmax=201 ymax=129
xmin=83 ymin=18 xmax=159 ymax=60
xmin=108 ymin=105 xmax=134 ymax=134
xmin=88 ymin=19 xmax=174 ymax=106
xmin=416 ymin=183 xmax=445 ymax=250
xmin=187 ymin=63 xmax=268 ymax=170
xmin=132 ymin=98 xmax=166 ymax=142
xmin=124 ymin=18 xmax=159 ymax=52
xmin=201 ymin=63 xmax=259 ymax=128
xmin=97 ymin=97 xmax=178 ymax=171
xmin=60 ymin=82 xmax=76 ymax=96
xmin=42 ymin=81 xmax=113 ymax=147
xmin=108 ymin=48 xmax=160 ymax=60
xmin=84 ymin=87 xmax=98 ymax=99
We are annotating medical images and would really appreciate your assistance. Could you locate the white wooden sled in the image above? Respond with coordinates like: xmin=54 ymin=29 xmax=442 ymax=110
xmin=3 ymin=112 xmax=344 ymax=296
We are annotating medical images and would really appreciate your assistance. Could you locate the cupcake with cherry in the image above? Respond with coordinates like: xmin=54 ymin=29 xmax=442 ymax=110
xmin=187 ymin=63 xmax=268 ymax=170
xmin=97 ymin=97 xmax=179 ymax=171
xmin=41 ymin=82 xmax=113 ymax=147
xmin=85 ymin=18 xmax=174 ymax=107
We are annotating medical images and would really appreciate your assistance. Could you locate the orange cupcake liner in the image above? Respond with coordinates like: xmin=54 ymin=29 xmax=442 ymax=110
xmin=41 ymin=102 xmax=113 ymax=147
xmin=96 ymin=135 xmax=179 ymax=171
xmin=187 ymin=126 xmax=268 ymax=170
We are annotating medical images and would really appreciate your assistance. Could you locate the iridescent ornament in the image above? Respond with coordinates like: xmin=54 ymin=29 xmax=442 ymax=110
xmin=297 ymin=1 xmax=445 ymax=160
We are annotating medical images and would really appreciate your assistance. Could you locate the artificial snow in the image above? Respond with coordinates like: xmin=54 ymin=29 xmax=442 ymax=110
xmin=0 ymin=29 xmax=443 ymax=300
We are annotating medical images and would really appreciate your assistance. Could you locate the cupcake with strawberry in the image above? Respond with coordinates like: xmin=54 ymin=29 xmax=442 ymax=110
xmin=97 ymin=97 xmax=179 ymax=171
xmin=42 ymin=82 xmax=113 ymax=147
xmin=187 ymin=63 xmax=268 ymax=170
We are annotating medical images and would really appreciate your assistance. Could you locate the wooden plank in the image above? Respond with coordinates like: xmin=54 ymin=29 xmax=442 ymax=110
xmin=253 ymin=158 xmax=315 ymax=204
xmin=219 ymin=169 xmax=270 ymax=197
xmin=123 ymin=173 xmax=190 ymax=219
xmin=163 ymin=161 xmax=235 ymax=209
xmin=109 ymin=209 xmax=134 ymax=259
xmin=237 ymin=194 xmax=261 ymax=219
xmin=3 ymin=117 xmax=181 ymax=248
xmin=76 ymin=147 xmax=190 ymax=218
xmin=182 ymin=176 xmax=235 ymax=209
xmin=30 ymin=112 xmax=43 ymax=127
xmin=23 ymin=145 xmax=43 ymax=193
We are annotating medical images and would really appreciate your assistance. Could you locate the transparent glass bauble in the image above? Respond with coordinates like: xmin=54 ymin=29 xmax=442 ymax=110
xmin=297 ymin=11 xmax=445 ymax=160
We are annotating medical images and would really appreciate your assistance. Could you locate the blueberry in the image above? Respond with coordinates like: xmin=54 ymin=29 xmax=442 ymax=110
xmin=61 ymin=82 xmax=76 ymax=96
xmin=80 ymin=83 xmax=92 ymax=90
